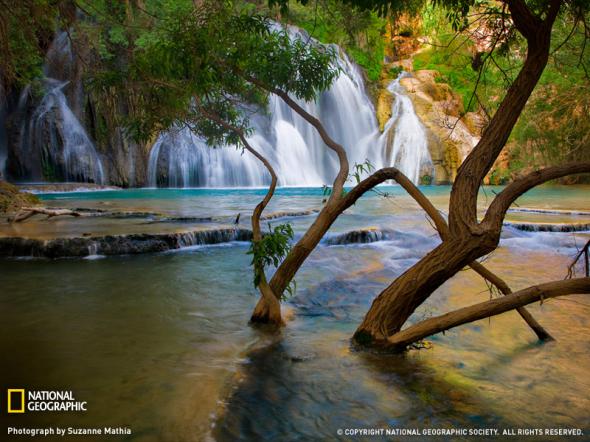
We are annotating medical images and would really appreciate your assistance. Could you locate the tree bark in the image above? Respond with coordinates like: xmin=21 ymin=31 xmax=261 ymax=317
xmin=386 ymin=278 xmax=590 ymax=351
xmin=354 ymin=1 xmax=564 ymax=347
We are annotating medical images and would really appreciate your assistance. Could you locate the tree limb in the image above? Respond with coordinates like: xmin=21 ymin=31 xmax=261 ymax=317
xmin=483 ymin=162 xmax=590 ymax=230
xmin=340 ymin=167 xmax=552 ymax=340
xmin=243 ymin=75 xmax=350 ymax=199
xmin=387 ymin=278 xmax=590 ymax=351
xmin=191 ymin=103 xmax=282 ymax=321
xmin=504 ymin=0 xmax=543 ymax=41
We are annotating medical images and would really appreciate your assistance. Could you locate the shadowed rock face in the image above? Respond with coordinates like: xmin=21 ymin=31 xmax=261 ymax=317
xmin=0 ymin=228 xmax=253 ymax=258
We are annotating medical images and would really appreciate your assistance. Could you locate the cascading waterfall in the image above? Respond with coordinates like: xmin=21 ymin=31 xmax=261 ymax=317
xmin=10 ymin=29 xmax=432 ymax=187
xmin=19 ymin=79 xmax=105 ymax=184
xmin=148 ymin=42 xmax=433 ymax=187
xmin=12 ymin=31 xmax=105 ymax=184
xmin=379 ymin=72 xmax=432 ymax=184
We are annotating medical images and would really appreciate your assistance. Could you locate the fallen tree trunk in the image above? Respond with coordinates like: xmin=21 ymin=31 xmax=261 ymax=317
xmin=10 ymin=207 xmax=83 ymax=223
xmin=386 ymin=278 xmax=590 ymax=352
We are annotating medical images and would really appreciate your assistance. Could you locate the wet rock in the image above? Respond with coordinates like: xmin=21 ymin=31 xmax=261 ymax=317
xmin=0 ymin=228 xmax=253 ymax=258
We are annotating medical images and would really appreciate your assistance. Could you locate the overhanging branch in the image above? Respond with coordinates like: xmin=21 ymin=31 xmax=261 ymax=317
xmin=483 ymin=162 xmax=590 ymax=230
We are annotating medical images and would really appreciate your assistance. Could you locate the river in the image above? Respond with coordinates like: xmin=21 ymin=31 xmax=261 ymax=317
xmin=1 ymin=185 xmax=589 ymax=441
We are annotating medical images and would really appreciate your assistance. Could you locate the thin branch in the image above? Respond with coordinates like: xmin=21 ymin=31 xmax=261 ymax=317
xmin=484 ymin=162 xmax=590 ymax=230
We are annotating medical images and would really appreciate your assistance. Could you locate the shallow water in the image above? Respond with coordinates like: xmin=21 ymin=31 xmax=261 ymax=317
xmin=1 ymin=185 xmax=589 ymax=441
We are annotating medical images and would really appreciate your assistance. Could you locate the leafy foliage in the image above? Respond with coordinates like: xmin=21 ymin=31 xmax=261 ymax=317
xmin=351 ymin=158 xmax=375 ymax=184
xmin=0 ymin=0 xmax=67 ymax=90
xmin=247 ymin=223 xmax=294 ymax=287
xmin=82 ymin=1 xmax=338 ymax=146
xmin=275 ymin=1 xmax=387 ymax=82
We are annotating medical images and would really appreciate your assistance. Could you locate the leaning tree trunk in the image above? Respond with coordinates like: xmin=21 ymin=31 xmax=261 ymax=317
xmin=354 ymin=235 xmax=497 ymax=345
xmin=354 ymin=1 xmax=560 ymax=348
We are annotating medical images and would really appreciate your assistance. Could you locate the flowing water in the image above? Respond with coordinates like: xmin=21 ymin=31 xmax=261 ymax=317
xmin=8 ymin=29 xmax=432 ymax=188
xmin=1 ymin=186 xmax=589 ymax=441
xmin=380 ymin=73 xmax=432 ymax=183
xmin=147 ymin=55 xmax=432 ymax=188
xmin=23 ymin=79 xmax=105 ymax=184
xmin=11 ymin=31 xmax=106 ymax=184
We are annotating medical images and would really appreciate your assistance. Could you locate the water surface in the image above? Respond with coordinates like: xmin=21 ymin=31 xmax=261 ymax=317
xmin=1 ymin=186 xmax=589 ymax=441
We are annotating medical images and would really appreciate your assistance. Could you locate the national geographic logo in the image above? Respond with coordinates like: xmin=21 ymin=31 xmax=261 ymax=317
xmin=7 ymin=389 xmax=25 ymax=413
xmin=6 ymin=389 xmax=87 ymax=413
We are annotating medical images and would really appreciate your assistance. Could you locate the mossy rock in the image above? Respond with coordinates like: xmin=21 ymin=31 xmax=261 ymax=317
xmin=0 ymin=181 xmax=40 ymax=214
xmin=443 ymin=141 xmax=460 ymax=182
xmin=376 ymin=89 xmax=394 ymax=131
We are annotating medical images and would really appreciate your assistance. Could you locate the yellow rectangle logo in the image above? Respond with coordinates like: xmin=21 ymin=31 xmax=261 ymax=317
xmin=7 ymin=389 xmax=25 ymax=413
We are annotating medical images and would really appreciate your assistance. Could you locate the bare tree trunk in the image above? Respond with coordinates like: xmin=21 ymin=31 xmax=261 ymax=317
xmin=387 ymin=278 xmax=590 ymax=351
xmin=191 ymin=103 xmax=284 ymax=324
xmin=354 ymin=236 xmax=496 ymax=344
xmin=352 ymin=0 xmax=567 ymax=348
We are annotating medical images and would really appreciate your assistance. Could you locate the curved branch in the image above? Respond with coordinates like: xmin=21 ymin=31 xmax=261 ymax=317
xmin=244 ymin=75 xmax=349 ymax=198
xmin=339 ymin=167 xmax=447 ymax=233
xmin=341 ymin=167 xmax=552 ymax=340
xmin=191 ymin=104 xmax=282 ymax=321
xmin=483 ymin=162 xmax=590 ymax=230
xmin=387 ymin=278 xmax=590 ymax=351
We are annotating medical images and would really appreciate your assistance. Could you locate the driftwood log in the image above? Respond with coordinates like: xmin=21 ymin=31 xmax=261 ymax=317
xmin=9 ymin=207 xmax=83 ymax=223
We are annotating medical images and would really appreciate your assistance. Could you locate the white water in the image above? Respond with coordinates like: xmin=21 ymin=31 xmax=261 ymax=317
xmin=379 ymin=73 xmax=432 ymax=184
xmin=22 ymin=79 xmax=105 ymax=184
xmin=148 ymin=50 xmax=433 ymax=187
xmin=13 ymin=31 xmax=105 ymax=184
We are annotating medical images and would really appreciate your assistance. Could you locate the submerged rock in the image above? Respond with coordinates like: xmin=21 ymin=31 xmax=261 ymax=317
xmin=0 ymin=228 xmax=253 ymax=258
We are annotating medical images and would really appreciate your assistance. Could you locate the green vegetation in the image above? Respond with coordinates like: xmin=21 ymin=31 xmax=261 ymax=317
xmin=277 ymin=1 xmax=387 ymax=82
xmin=248 ymin=222 xmax=294 ymax=295
xmin=0 ymin=0 xmax=65 ymax=91
xmin=0 ymin=181 xmax=39 ymax=214
xmin=413 ymin=3 xmax=590 ymax=181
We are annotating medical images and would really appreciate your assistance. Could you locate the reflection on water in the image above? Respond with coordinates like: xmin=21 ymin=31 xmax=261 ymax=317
xmin=0 ymin=249 xmax=258 ymax=441
xmin=1 ymin=186 xmax=589 ymax=441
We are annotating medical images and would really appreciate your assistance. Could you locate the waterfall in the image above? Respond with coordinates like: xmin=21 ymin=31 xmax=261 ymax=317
xmin=11 ymin=31 xmax=105 ymax=184
xmin=20 ymin=79 xmax=105 ymax=183
xmin=379 ymin=73 xmax=432 ymax=184
xmin=148 ymin=53 xmax=433 ymax=187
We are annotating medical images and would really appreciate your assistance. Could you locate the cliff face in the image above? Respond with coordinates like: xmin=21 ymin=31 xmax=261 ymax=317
xmin=3 ymin=31 xmax=151 ymax=187
xmin=377 ymin=34 xmax=483 ymax=184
